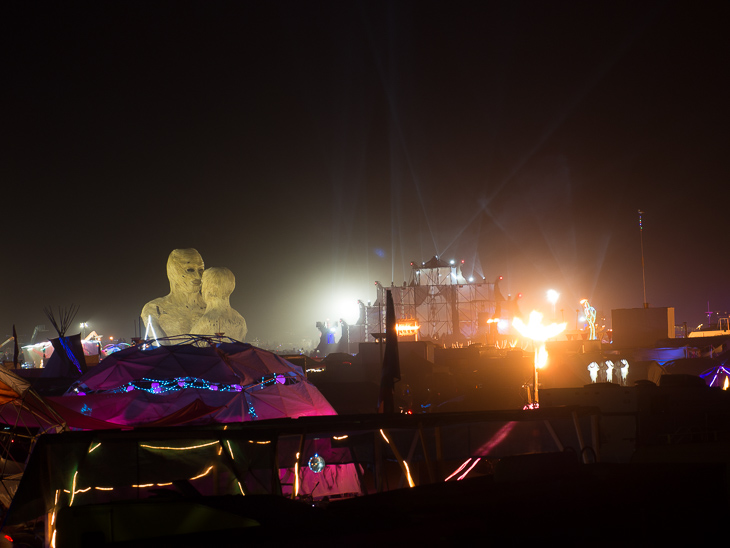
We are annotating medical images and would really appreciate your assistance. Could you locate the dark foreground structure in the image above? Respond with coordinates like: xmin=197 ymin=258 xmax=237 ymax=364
xmin=4 ymin=378 xmax=730 ymax=547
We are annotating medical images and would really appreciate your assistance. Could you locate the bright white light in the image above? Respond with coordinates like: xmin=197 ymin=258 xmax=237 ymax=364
xmin=546 ymin=289 xmax=559 ymax=305
xmin=334 ymin=298 xmax=362 ymax=324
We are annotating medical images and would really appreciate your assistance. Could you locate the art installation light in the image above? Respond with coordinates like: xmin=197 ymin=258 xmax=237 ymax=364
xmin=512 ymin=310 xmax=567 ymax=406
xmin=308 ymin=454 xmax=325 ymax=473
xmin=395 ymin=320 xmax=420 ymax=337
xmin=580 ymin=299 xmax=597 ymax=340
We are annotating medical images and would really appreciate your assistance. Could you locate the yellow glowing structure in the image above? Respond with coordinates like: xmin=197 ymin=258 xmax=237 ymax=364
xmin=395 ymin=319 xmax=420 ymax=338
xmin=580 ymin=299 xmax=597 ymax=340
xmin=512 ymin=310 xmax=567 ymax=406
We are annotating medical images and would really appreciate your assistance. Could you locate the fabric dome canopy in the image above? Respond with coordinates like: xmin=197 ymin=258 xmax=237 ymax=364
xmin=48 ymin=337 xmax=337 ymax=428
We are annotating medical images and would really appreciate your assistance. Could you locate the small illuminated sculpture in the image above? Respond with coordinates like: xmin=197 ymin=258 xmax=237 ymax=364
xmin=619 ymin=359 xmax=629 ymax=385
xmin=587 ymin=361 xmax=599 ymax=383
xmin=580 ymin=299 xmax=597 ymax=340
xmin=512 ymin=310 xmax=567 ymax=406
xmin=604 ymin=360 xmax=614 ymax=383
xmin=308 ymin=453 xmax=325 ymax=473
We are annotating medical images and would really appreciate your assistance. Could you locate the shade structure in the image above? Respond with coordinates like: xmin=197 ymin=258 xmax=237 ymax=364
xmin=0 ymin=365 xmax=68 ymax=509
xmin=0 ymin=364 xmax=66 ymax=433
xmin=49 ymin=337 xmax=338 ymax=428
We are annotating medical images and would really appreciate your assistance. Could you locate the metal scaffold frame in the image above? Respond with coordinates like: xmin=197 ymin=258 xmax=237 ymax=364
xmin=362 ymin=258 xmax=497 ymax=344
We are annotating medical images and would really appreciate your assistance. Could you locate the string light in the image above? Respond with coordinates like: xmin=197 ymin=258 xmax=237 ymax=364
xmin=457 ymin=458 xmax=480 ymax=481
xmin=69 ymin=471 xmax=78 ymax=506
xmin=402 ymin=460 xmax=415 ymax=488
xmin=444 ymin=459 xmax=473 ymax=481
xmin=140 ymin=441 xmax=219 ymax=451
xmin=294 ymin=451 xmax=300 ymax=497
xmin=85 ymin=372 xmax=299 ymax=396
xmin=189 ymin=466 xmax=214 ymax=481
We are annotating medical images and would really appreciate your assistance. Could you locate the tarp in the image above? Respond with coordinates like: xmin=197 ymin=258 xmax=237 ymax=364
xmin=0 ymin=364 xmax=66 ymax=432
xmin=45 ymin=335 xmax=87 ymax=378
xmin=73 ymin=342 xmax=304 ymax=392
xmin=0 ymin=365 xmax=67 ymax=510
xmin=49 ymin=341 xmax=337 ymax=428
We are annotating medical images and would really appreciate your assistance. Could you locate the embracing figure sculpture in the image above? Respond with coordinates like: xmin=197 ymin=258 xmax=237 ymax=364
xmin=141 ymin=248 xmax=247 ymax=341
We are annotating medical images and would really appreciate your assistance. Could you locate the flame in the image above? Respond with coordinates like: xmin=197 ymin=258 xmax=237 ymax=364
xmin=512 ymin=311 xmax=567 ymax=342
xmin=512 ymin=312 xmax=567 ymax=407
xmin=535 ymin=344 xmax=549 ymax=369
xmin=724 ymin=377 xmax=729 ymax=391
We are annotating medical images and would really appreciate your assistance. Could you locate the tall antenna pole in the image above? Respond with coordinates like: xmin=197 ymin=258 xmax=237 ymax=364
xmin=638 ymin=210 xmax=648 ymax=308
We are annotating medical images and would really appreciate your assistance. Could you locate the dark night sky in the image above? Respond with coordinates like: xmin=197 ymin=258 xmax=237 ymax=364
xmin=3 ymin=1 xmax=729 ymax=348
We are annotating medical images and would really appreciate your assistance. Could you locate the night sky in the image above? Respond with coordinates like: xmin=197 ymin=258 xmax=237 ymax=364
xmin=3 ymin=1 xmax=729 ymax=349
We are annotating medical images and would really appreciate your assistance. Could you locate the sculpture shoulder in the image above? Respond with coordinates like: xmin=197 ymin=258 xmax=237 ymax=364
xmin=141 ymin=297 xmax=168 ymax=318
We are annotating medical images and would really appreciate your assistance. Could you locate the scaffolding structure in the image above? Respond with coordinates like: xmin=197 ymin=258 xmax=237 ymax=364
xmin=361 ymin=257 xmax=497 ymax=344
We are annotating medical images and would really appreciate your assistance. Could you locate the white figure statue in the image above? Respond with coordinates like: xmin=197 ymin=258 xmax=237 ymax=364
xmin=141 ymin=248 xmax=206 ymax=339
xmin=587 ymin=361 xmax=599 ymax=383
xmin=604 ymin=360 xmax=614 ymax=383
xmin=620 ymin=359 xmax=630 ymax=385
xmin=190 ymin=267 xmax=248 ymax=341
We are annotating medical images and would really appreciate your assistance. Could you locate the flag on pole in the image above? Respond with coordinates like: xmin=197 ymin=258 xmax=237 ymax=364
xmin=378 ymin=290 xmax=400 ymax=413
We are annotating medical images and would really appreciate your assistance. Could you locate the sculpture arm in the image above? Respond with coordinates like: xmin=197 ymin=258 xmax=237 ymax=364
xmin=141 ymin=303 xmax=169 ymax=339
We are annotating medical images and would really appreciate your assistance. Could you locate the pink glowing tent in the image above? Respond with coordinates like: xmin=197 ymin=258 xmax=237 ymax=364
xmin=46 ymin=339 xmax=338 ymax=428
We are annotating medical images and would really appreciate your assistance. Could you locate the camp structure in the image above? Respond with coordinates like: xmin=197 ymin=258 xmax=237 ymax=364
xmin=0 ymin=364 xmax=67 ymax=511
xmin=46 ymin=335 xmax=339 ymax=427
xmin=4 ymin=383 xmax=730 ymax=546
xmin=36 ymin=336 xmax=363 ymax=504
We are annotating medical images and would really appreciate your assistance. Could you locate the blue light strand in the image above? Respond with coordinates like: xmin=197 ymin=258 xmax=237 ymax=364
xmin=95 ymin=372 xmax=298 ymax=396
xmin=59 ymin=336 xmax=84 ymax=375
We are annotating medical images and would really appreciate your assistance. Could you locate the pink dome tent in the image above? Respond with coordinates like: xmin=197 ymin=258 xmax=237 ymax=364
xmin=46 ymin=336 xmax=338 ymax=428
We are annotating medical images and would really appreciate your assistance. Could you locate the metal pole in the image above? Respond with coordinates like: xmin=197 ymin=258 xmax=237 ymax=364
xmin=533 ymin=348 xmax=540 ymax=406
xmin=638 ymin=210 xmax=648 ymax=308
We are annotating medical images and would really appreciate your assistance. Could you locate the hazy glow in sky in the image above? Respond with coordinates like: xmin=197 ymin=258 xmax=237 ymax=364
xmin=2 ymin=2 xmax=728 ymax=347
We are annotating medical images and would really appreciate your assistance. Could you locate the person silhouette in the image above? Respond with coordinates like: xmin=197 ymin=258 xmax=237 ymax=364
xmin=141 ymin=248 xmax=206 ymax=340
xmin=190 ymin=267 xmax=247 ymax=341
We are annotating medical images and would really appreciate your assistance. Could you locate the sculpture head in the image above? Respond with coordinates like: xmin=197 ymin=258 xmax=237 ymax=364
xmin=201 ymin=267 xmax=235 ymax=304
xmin=167 ymin=248 xmax=205 ymax=294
